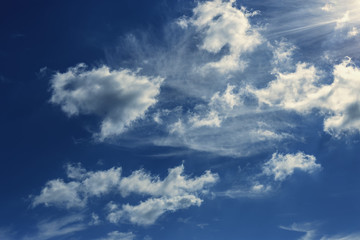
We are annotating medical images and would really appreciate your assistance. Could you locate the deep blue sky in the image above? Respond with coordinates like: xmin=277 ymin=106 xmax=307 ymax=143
xmin=1 ymin=0 xmax=360 ymax=240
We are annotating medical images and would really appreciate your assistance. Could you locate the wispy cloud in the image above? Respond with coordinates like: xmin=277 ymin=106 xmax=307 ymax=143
xmin=23 ymin=215 xmax=86 ymax=240
xmin=97 ymin=231 xmax=136 ymax=240
xmin=280 ymin=222 xmax=360 ymax=240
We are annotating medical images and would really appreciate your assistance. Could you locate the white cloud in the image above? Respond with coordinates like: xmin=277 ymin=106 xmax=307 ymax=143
xmin=182 ymin=0 xmax=262 ymax=73
xmin=89 ymin=213 xmax=101 ymax=225
xmin=252 ymin=58 xmax=360 ymax=136
xmin=32 ymin=164 xmax=218 ymax=226
xmin=280 ymin=222 xmax=318 ymax=240
xmin=251 ymin=62 xmax=320 ymax=113
xmin=321 ymin=233 xmax=360 ymax=240
xmin=217 ymin=183 xmax=272 ymax=198
xmin=32 ymin=164 xmax=122 ymax=209
xmin=281 ymin=222 xmax=360 ymax=240
xmin=321 ymin=3 xmax=334 ymax=12
xmin=50 ymin=64 xmax=163 ymax=140
xmin=119 ymin=164 xmax=218 ymax=197
xmin=108 ymin=164 xmax=218 ymax=225
xmin=82 ymin=167 xmax=122 ymax=196
xmin=98 ymin=231 xmax=136 ymax=240
xmin=262 ymin=152 xmax=321 ymax=181
xmin=188 ymin=84 xmax=243 ymax=129
xmin=23 ymin=215 xmax=86 ymax=240
xmin=107 ymin=195 xmax=202 ymax=226
xmin=347 ymin=27 xmax=359 ymax=38
xmin=335 ymin=11 xmax=350 ymax=29
xmin=32 ymin=179 xmax=85 ymax=209
xmin=155 ymin=81 xmax=294 ymax=157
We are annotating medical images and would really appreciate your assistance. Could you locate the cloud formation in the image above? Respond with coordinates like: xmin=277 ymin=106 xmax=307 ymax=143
xmin=98 ymin=231 xmax=135 ymax=240
xmin=119 ymin=164 xmax=218 ymax=197
xmin=50 ymin=64 xmax=163 ymax=140
xmin=180 ymin=0 xmax=261 ymax=73
xmin=32 ymin=164 xmax=218 ymax=226
xmin=107 ymin=195 xmax=202 ymax=226
xmin=108 ymin=165 xmax=218 ymax=225
xmin=252 ymin=58 xmax=360 ymax=136
xmin=217 ymin=151 xmax=320 ymax=198
xmin=262 ymin=152 xmax=320 ymax=181
xmin=23 ymin=215 xmax=86 ymax=240
xmin=32 ymin=165 xmax=122 ymax=208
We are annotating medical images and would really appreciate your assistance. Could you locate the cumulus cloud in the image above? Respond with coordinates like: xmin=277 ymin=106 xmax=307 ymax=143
xmin=252 ymin=58 xmax=360 ymax=136
xmin=108 ymin=164 xmax=218 ymax=225
xmin=98 ymin=231 xmax=135 ymax=240
xmin=107 ymin=195 xmax=202 ymax=226
xmin=32 ymin=179 xmax=85 ymax=209
xmin=181 ymin=0 xmax=261 ymax=73
xmin=262 ymin=152 xmax=321 ymax=181
xmin=217 ymin=150 xmax=320 ymax=199
xmin=32 ymin=163 xmax=218 ymax=226
xmin=119 ymin=164 xmax=218 ymax=197
xmin=32 ymin=164 xmax=122 ymax=209
xmin=50 ymin=64 xmax=163 ymax=140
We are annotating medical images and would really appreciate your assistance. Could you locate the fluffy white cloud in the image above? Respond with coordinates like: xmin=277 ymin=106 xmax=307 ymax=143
xmin=98 ymin=231 xmax=135 ymax=240
xmin=32 ymin=179 xmax=84 ymax=209
xmin=262 ymin=152 xmax=321 ymax=181
xmin=251 ymin=62 xmax=320 ymax=112
xmin=32 ymin=164 xmax=218 ymax=226
xmin=252 ymin=58 xmax=360 ymax=136
xmin=182 ymin=0 xmax=261 ymax=73
xmin=321 ymin=1 xmax=360 ymax=29
xmin=119 ymin=164 xmax=218 ymax=197
xmin=107 ymin=195 xmax=202 ymax=226
xmin=50 ymin=64 xmax=163 ymax=140
xmin=82 ymin=167 xmax=122 ymax=196
xmin=108 ymin=164 xmax=218 ymax=225
xmin=32 ymin=164 xmax=122 ymax=209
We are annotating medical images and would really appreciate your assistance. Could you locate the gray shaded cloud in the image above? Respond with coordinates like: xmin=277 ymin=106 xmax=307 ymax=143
xmin=50 ymin=64 xmax=163 ymax=140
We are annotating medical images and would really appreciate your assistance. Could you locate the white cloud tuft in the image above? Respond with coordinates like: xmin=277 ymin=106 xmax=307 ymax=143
xmin=32 ymin=179 xmax=85 ymax=209
xmin=50 ymin=64 xmax=164 ymax=140
xmin=108 ymin=195 xmax=202 ymax=226
xmin=262 ymin=152 xmax=321 ymax=181
xmin=32 ymin=164 xmax=122 ymax=209
xmin=119 ymin=164 xmax=218 ymax=197
xmin=182 ymin=0 xmax=262 ymax=73
xmin=108 ymin=164 xmax=218 ymax=225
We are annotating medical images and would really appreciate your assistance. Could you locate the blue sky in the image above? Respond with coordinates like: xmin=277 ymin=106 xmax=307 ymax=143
xmin=1 ymin=0 xmax=360 ymax=239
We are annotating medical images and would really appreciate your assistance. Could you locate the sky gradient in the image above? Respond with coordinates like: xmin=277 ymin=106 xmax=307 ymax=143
xmin=1 ymin=0 xmax=360 ymax=239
